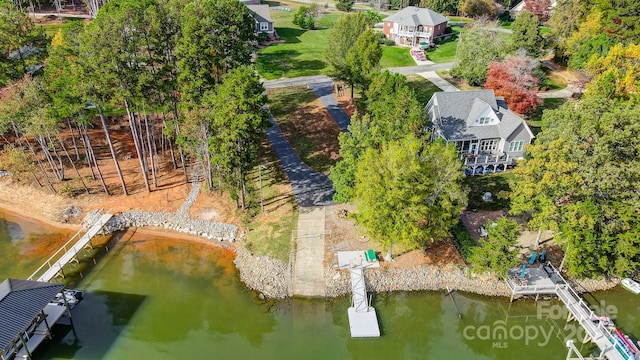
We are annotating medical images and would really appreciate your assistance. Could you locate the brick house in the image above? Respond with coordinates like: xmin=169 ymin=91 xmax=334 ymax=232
xmin=383 ymin=6 xmax=448 ymax=47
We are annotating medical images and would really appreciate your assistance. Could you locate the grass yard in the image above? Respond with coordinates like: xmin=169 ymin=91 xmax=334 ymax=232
xmin=447 ymin=16 xmax=472 ymax=23
xmin=256 ymin=9 xmax=343 ymax=80
xmin=257 ymin=6 xmax=424 ymax=79
xmin=380 ymin=45 xmax=415 ymax=68
xmin=267 ymin=87 xmax=341 ymax=174
xmin=405 ymin=74 xmax=441 ymax=104
xmin=465 ymin=172 xmax=514 ymax=211
xmin=426 ymin=26 xmax=463 ymax=63
xmin=244 ymin=138 xmax=299 ymax=262
xmin=541 ymin=67 xmax=567 ymax=91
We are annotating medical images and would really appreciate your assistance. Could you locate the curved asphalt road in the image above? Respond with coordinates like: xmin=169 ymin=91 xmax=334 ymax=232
xmin=265 ymin=110 xmax=335 ymax=207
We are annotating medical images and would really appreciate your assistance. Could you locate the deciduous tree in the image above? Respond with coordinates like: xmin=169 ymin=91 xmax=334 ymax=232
xmin=523 ymin=0 xmax=551 ymax=23
xmin=469 ymin=217 xmax=520 ymax=279
xmin=354 ymin=135 xmax=467 ymax=260
xmin=330 ymin=71 xmax=425 ymax=202
xmin=510 ymin=10 xmax=546 ymax=57
xmin=450 ymin=20 xmax=506 ymax=86
xmin=176 ymin=0 xmax=256 ymax=104
xmin=420 ymin=0 xmax=459 ymax=14
xmin=459 ymin=0 xmax=499 ymax=19
xmin=584 ymin=43 xmax=640 ymax=102
xmin=484 ymin=52 xmax=543 ymax=114
xmin=546 ymin=0 xmax=587 ymax=60
xmin=510 ymin=97 xmax=640 ymax=277
xmin=346 ymin=30 xmax=382 ymax=96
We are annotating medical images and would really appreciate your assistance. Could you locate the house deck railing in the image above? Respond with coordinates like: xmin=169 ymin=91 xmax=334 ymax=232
xmin=463 ymin=154 xmax=511 ymax=167
xmin=391 ymin=30 xmax=432 ymax=39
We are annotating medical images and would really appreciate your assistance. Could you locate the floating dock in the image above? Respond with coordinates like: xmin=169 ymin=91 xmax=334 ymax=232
xmin=338 ymin=251 xmax=380 ymax=338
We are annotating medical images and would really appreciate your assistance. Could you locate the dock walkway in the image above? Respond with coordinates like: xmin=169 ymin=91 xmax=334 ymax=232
xmin=28 ymin=212 xmax=113 ymax=283
xmin=508 ymin=264 xmax=626 ymax=360
xmin=339 ymin=251 xmax=380 ymax=338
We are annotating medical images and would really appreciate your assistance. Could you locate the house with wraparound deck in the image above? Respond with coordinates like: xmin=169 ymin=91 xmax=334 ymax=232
xmin=425 ymin=90 xmax=535 ymax=175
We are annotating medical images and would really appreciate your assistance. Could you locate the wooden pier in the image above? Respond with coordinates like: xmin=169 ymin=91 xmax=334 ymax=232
xmin=507 ymin=263 xmax=627 ymax=360
xmin=27 ymin=212 xmax=113 ymax=283
xmin=338 ymin=251 xmax=380 ymax=338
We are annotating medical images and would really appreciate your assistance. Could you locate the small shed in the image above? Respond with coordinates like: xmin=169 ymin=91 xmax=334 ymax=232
xmin=0 ymin=279 xmax=65 ymax=360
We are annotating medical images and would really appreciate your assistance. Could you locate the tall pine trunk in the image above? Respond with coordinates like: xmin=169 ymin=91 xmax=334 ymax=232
xmin=83 ymin=125 xmax=110 ymax=195
xmin=97 ymin=104 xmax=128 ymax=195
xmin=125 ymin=100 xmax=150 ymax=192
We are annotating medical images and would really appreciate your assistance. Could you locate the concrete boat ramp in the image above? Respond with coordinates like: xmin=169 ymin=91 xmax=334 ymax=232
xmin=338 ymin=250 xmax=381 ymax=338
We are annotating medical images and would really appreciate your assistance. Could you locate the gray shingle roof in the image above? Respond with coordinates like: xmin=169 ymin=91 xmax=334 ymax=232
xmin=429 ymin=90 xmax=530 ymax=141
xmin=0 ymin=279 xmax=64 ymax=355
xmin=247 ymin=5 xmax=273 ymax=22
xmin=383 ymin=6 xmax=448 ymax=27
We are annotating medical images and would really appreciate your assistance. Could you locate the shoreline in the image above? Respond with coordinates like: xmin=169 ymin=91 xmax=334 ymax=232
xmin=0 ymin=182 xmax=620 ymax=300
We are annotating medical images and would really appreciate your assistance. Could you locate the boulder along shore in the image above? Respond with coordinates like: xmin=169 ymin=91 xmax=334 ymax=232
xmin=0 ymin=197 xmax=619 ymax=300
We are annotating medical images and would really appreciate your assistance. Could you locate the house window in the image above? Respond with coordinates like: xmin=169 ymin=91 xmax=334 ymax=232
xmin=260 ymin=22 xmax=269 ymax=31
xmin=509 ymin=140 xmax=524 ymax=152
xmin=478 ymin=116 xmax=492 ymax=125
xmin=480 ymin=139 xmax=497 ymax=152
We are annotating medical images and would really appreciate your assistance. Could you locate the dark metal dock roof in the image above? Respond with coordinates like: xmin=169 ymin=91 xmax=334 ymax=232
xmin=0 ymin=278 xmax=63 ymax=355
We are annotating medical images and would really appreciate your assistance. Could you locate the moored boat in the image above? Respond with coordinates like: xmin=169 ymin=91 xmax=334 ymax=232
xmin=49 ymin=289 xmax=84 ymax=309
xmin=621 ymin=278 xmax=640 ymax=295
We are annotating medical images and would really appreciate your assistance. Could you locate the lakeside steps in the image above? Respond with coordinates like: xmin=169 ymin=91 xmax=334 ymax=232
xmin=508 ymin=262 xmax=636 ymax=360
xmin=1 ymin=212 xmax=112 ymax=360
xmin=338 ymin=250 xmax=381 ymax=338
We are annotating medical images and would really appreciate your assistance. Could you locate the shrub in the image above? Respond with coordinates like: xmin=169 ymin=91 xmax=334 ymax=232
xmin=450 ymin=220 xmax=477 ymax=260
xmin=335 ymin=0 xmax=353 ymax=12
xmin=384 ymin=38 xmax=396 ymax=46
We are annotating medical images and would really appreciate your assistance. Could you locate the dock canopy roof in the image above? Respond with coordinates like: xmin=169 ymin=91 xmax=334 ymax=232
xmin=0 ymin=278 xmax=63 ymax=355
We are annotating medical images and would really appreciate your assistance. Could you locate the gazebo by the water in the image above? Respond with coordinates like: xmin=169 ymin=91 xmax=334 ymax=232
xmin=0 ymin=278 xmax=66 ymax=360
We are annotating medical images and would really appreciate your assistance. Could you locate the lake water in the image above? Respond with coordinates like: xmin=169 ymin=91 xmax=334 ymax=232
xmin=1 ymin=210 xmax=638 ymax=360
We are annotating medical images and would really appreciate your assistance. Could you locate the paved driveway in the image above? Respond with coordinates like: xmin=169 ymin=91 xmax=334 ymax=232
xmin=308 ymin=81 xmax=351 ymax=132
xmin=265 ymin=111 xmax=335 ymax=206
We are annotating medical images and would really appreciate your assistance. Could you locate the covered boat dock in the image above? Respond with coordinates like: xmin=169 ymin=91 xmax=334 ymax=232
xmin=0 ymin=279 xmax=70 ymax=360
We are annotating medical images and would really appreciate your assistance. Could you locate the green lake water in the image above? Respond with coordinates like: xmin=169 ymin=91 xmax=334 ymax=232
xmin=2 ymin=210 xmax=639 ymax=360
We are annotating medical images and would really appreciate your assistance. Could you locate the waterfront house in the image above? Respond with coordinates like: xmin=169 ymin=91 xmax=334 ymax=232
xmin=425 ymin=90 xmax=535 ymax=172
xmin=382 ymin=6 xmax=448 ymax=47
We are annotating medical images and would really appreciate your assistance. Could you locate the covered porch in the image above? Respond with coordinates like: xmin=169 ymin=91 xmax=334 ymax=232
xmin=391 ymin=25 xmax=433 ymax=46
xmin=450 ymin=139 xmax=512 ymax=174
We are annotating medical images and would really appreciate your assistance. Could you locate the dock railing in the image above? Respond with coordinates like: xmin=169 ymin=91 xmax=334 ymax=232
xmin=27 ymin=210 xmax=112 ymax=282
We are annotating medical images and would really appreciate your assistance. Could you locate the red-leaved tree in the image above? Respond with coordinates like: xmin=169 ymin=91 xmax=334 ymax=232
xmin=523 ymin=0 xmax=552 ymax=23
xmin=484 ymin=52 xmax=543 ymax=114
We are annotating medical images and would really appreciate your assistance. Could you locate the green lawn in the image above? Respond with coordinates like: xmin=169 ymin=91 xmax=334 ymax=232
xmin=541 ymin=67 xmax=567 ymax=91
xmin=256 ymin=10 xmax=343 ymax=80
xmin=244 ymin=138 xmax=299 ymax=262
xmin=405 ymin=74 xmax=441 ymax=104
xmin=465 ymin=172 xmax=514 ymax=211
xmin=426 ymin=26 xmax=463 ymax=63
xmin=447 ymin=16 xmax=473 ymax=23
xmin=380 ymin=45 xmax=415 ymax=68
xmin=257 ymin=8 xmax=423 ymax=79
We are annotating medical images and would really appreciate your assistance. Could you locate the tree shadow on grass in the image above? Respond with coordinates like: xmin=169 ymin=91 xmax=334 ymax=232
xmin=275 ymin=27 xmax=308 ymax=44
